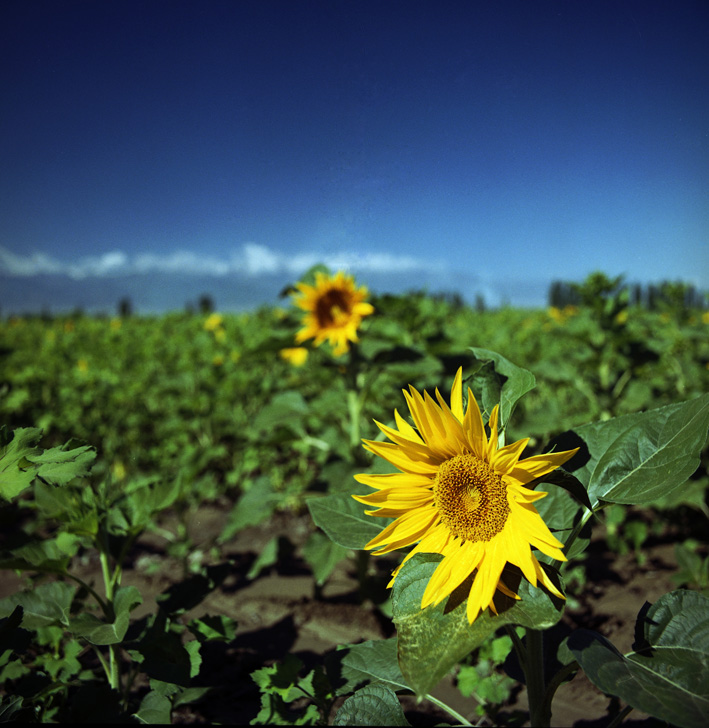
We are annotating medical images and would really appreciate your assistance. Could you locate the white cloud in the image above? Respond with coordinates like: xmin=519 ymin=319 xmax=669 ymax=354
xmin=0 ymin=243 xmax=442 ymax=280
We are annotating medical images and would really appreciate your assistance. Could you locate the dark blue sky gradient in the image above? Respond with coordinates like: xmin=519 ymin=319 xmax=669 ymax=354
xmin=1 ymin=0 xmax=707 ymax=312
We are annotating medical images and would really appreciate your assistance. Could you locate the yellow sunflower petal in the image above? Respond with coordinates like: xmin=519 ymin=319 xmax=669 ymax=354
xmin=507 ymin=448 xmax=579 ymax=486
xmin=450 ymin=367 xmax=464 ymax=422
xmin=393 ymin=409 xmax=424 ymax=444
xmin=369 ymin=509 xmax=440 ymax=555
xmin=533 ymin=557 xmax=566 ymax=599
xmin=492 ymin=437 xmax=530 ymax=474
xmin=421 ymin=540 xmax=483 ymax=608
xmin=373 ymin=420 xmax=441 ymax=465
xmin=354 ymin=367 xmax=576 ymax=624
xmin=463 ymin=388 xmax=486 ymax=459
xmin=486 ymin=404 xmax=500 ymax=460
xmin=365 ymin=507 xmax=437 ymax=551
xmin=362 ymin=440 xmax=440 ymax=475
xmin=353 ymin=486 xmax=434 ymax=510
xmin=354 ymin=472 xmax=433 ymax=490
xmin=466 ymin=539 xmax=506 ymax=623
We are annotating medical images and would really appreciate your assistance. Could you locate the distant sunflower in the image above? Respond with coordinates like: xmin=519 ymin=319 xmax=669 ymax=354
xmin=292 ymin=271 xmax=374 ymax=356
xmin=354 ymin=368 xmax=578 ymax=623
xmin=279 ymin=346 xmax=309 ymax=367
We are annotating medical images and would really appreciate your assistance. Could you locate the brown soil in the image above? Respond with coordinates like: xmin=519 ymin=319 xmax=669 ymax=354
xmin=3 ymin=502 xmax=686 ymax=727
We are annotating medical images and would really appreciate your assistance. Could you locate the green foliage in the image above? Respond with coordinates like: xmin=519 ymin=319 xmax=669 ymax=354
xmin=1 ymin=273 xmax=708 ymax=725
xmin=0 ymin=428 xmax=232 ymax=721
xmin=250 ymin=654 xmax=332 ymax=725
xmin=569 ymin=590 xmax=709 ymax=728
xmin=307 ymin=492 xmax=393 ymax=549
xmin=392 ymin=554 xmax=564 ymax=698
xmin=672 ymin=540 xmax=709 ymax=594
xmin=333 ymin=683 xmax=410 ymax=726
xmin=468 ymin=347 xmax=537 ymax=429
xmin=456 ymin=632 xmax=517 ymax=717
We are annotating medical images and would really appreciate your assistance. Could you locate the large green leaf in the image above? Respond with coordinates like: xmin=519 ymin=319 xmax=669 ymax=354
xmin=302 ymin=530 xmax=348 ymax=586
xmin=0 ymin=581 xmax=76 ymax=629
xmin=70 ymin=586 xmax=142 ymax=645
xmin=553 ymin=411 xmax=645 ymax=499
xmin=252 ymin=391 xmax=308 ymax=436
xmin=333 ymin=683 xmax=410 ymax=727
xmin=392 ymin=553 xmax=564 ymax=697
xmin=307 ymin=492 xmax=392 ymax=549
xmin=0 ymin=426 xmax=42 ymax=501
xmin=569 ymin=590 xmax=709 ymax=728
xmin=326 ymin=637 xmax=409 ymax=696
xmin=468 ymin=348 xmax=536 ymax=429
xmin=28 ymin=440 xmax=96 ymax=486
xmin=588 ymin=394 xmax=709 ymax=506
xmin=133 ymin=691 xmax=172 ymax=724
xmin=532 ymin=483 xmax=590 ymax=561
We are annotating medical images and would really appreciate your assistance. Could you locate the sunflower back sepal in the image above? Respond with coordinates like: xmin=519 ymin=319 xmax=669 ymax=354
xmin=391 ymin=553 xmax=565 ymax=698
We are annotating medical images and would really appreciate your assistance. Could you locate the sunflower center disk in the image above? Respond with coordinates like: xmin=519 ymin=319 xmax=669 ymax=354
xmin=316 ymin=290 xmax=350 ymax=327
xmin=433 ymin=453 xmax=510 ymax=542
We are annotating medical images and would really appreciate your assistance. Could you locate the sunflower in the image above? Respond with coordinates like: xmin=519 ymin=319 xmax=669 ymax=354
xmin=279 ymin=346 xmax=309 ymax=367
xmin=292 ymin=270 xmax=374 ymax=356
xmin=353 ymin=368 xmax=578 ymax=623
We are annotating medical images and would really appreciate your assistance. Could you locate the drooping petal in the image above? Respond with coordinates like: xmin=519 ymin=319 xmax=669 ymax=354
xmin=363 ymin=507 xmax=431 ymax=550
xmin=466 ymin=538 xmax=506 ymax=623
xmin=369 ymin=508 xmax=440 ymax=555
xmin=421 ymin=540 xmax=483 ymax=608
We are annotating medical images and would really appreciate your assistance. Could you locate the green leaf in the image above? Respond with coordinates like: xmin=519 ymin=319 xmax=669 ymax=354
xmin=531 ymin=482 xmax=591 ymax=560
xmin=220 ymin=476 xmax=280 ymax=542
xmin=0 ymin=695 xmax=24 ymax=721
xmin=569 ymin=590 xmax=709 ymax=728
xmin=302 ymin=529 xmax=348 ymax=586
xmin=589 ymin=394 xmax=709 ymax=506
xmin=468 ymin=348 xmax=536 ymax=428
xmin=253 ymin=391 xmax=308 ymax=436
xmin=130 ymin=617 xmax=201 ymax=687
xmin=133 ymin=690 xmax=172 ymax=724
xmin=252 ymin=654 xmax=304 ymax=700
xmin=326 ymin=637 xmax=409 ymax=696
xmin=554 ymin=410 xmax=646 ymax=499
xmin=0 ymin=426 xmax=42 ymax=501
xmin=28 ymin=440 xmax=96 ymax=486
xmin=333 ymin=683 xmax=410 ymax=727
xmin=70 ymin=586 xmax=142 ymax=645
xmin=0 ymin=581 xmax=76 ymax=629
xmin=187 ymin=614 xmax=238 ymax=643
xmin=529 ymin=468 xmax=593 ymax=513
xmin=307 ymin=492 xmax=392 ymax=549
xmin=392 ymin=553 xmax=564 ymax=697
xmin=247 ymin=536 xmax=279 ymax=580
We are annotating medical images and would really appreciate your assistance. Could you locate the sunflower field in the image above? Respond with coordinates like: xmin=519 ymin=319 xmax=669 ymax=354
xmin=1 ymin=268 xmax=708 ymax=726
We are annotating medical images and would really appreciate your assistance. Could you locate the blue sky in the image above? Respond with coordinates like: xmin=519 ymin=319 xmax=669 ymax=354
xmin=1 ymin=0 xmax=707 ymax=314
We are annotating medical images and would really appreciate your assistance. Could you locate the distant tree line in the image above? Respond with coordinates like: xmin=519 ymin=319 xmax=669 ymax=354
xmin=548 ymin=277 xmax=708 ymax=311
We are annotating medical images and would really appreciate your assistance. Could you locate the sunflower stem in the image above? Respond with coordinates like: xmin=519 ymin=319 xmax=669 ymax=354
xmin=423 ymin=693 xmax=474 ymax=726
xmin=524 ymin=628 xmax=550 ymax=727
xmin=347 ymin=387 xmax=361 ymax=455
